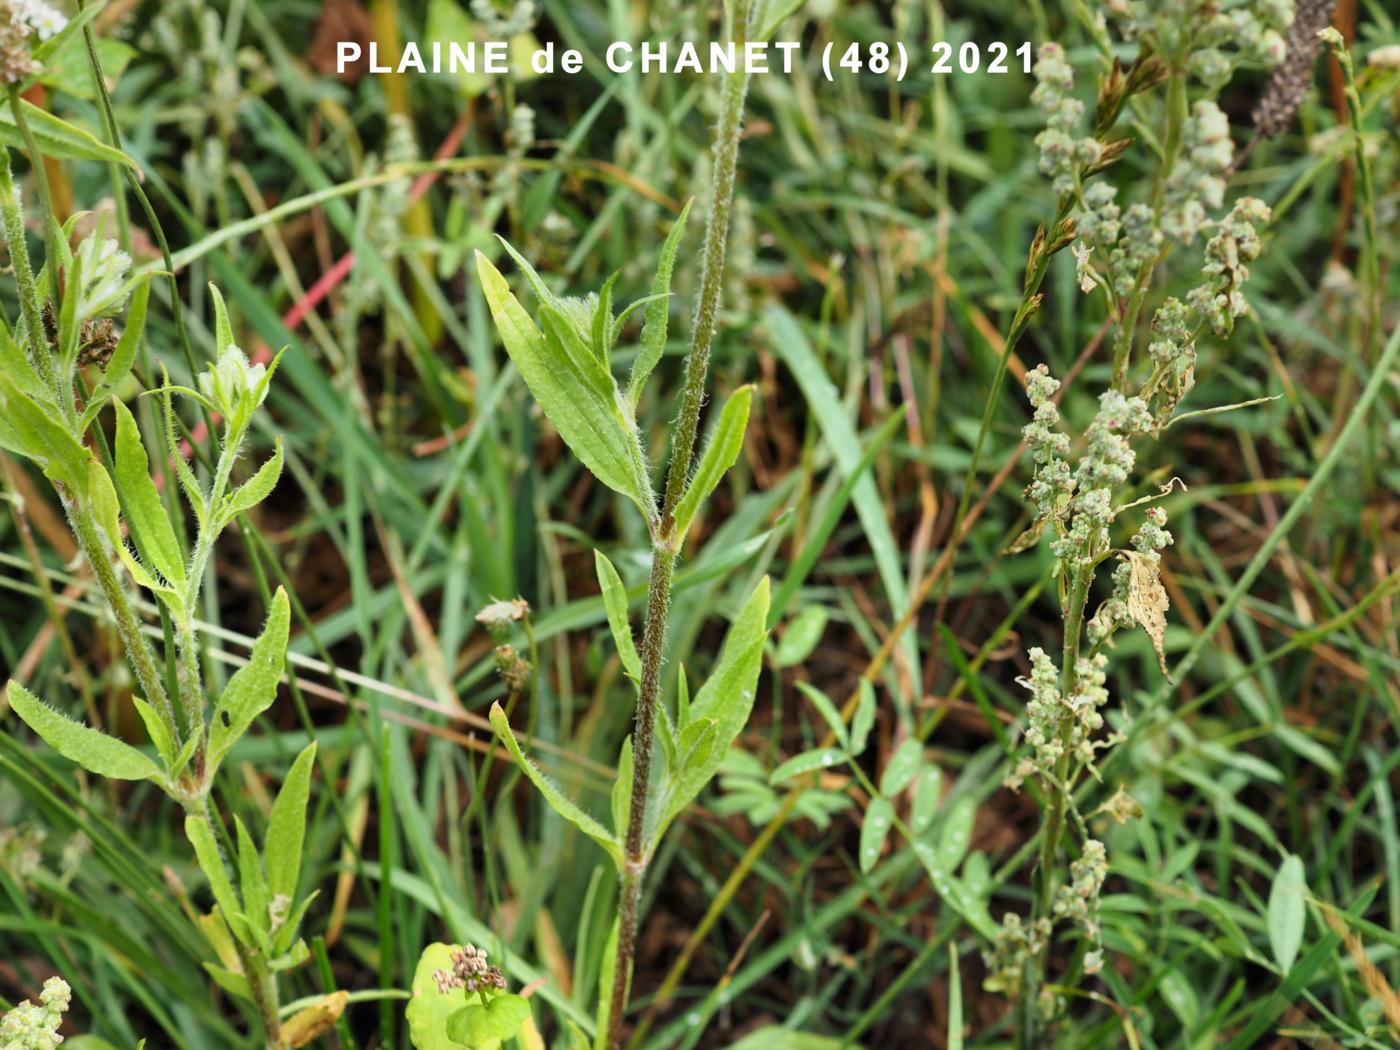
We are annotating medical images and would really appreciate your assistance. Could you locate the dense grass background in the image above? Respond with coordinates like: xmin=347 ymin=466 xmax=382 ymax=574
xmin=2 ymin=0 xmax=1399 ymax=1046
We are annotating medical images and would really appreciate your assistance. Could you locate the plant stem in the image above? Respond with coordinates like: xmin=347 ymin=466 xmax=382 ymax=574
xmin=63 ymin=495 xmax=180 ymax=743
xmin=0 ymin=149 xmax=56 ymax=394
xmin=604 ymin=3 xmax=753 ymax=1045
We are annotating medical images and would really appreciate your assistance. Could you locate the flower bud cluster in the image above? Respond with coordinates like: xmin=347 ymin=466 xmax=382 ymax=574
xmin=983 ymin=912 xmax=1052 ymax=996
xmin=1163 ymin=101 xmax=1234 ymax=243
xmin=433 ymin=944 xmax=507 ymax=996
xmin=470 ymin=0 xmax=538 ymax=37
xmin=198 ymin=346 xmax=270 ymax=423
xmin=1031 ymin=44 xmax=1101 ymax=195
xmin=1143 ymin=298 xmax=1196 ymax=421
xmin=1023 ymin=365 xmax=1072 ymax=520
xmin=1049 ymin=390 xmax=1153 ymax=566
xmin=1106 ymin=0 xmax=1291 ymax=88
xmin=74 ymin=233 xmax=134 ymax=321
xmin=0 ymin=976 xmax=71 ymax=1050
xmin=1186 ymin=196 xmax=1270 ymax=336
xmin=1054 ymin=839 xmax=1109 ymax=969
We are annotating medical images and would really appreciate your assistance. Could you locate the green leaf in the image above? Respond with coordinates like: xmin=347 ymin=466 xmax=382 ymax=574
xmin=657 ymin=717 xmax=719 ymax=839
xmin=7 ymin=681 xmax=162 ymax=782
xmin=670 ymin=386 xmax=752 ymax=545
xmin=476 ymin=250 xmax=653 ymax=518
xmin=910 ymin=766 xmax=943 ymax=836
xmin=185 ymin=815 xmax=245 ymax=936
xmin=860 ymin=796 xmax=894 ymax=875
xmin=769 ymin=748 xmax=845 ymax=785
xmin=591 ymin=919 xmax=621 ymax=1050
xmin=594 ymin=550 xmax=640 ymax=681
xmin=849 ymin=679 xmax=876 ymax=757
xmin=795 ymin=681 xmax=846 ymax=749
xmin=208 ymin=589 xmax=290 ymax=773
xmin=654 ymin=578 xmax=770 ymax=840
xmin=406 ymin=944 xmax=466 ymax=1050
xmin=132 ymin=696 xmax=176 ymax=768
xmin=937 ymin=795 xmax=977 ymax=872
xmin=880 ymin=739 xmax=924 ymax=797
xmin=0 ymin=320 xmax=50 ymax=405
xmin=611 ymin=736 xmax=633 ymax=841
xmin=445 ymin=994 xmax=531 ymax=1046
xmin=0 ymin=100 xmax=137 ymax=167
xmin=774 ymin=605 xmax=828 ymax=668
xmin=724 ymin=1029 xmax=862 ymax=1050
xmin=628 ymin=201 xmax=691 ymax=407
xmin=489 ymin=701 xmax=621 ymax=867
xmin=235 ymin=816 xmax=270 ymax=946
xmin=0 ymin=368 xmax=90 ymax=491
xmin=113 ymin=398 xmax=187 ymax=590
xmin=38 ymin=26 xmax=134 ymax=102
xmin=221 ymin=439 xmax=284 ymax=522
xmin=266 ymin=742 xmax=317 ymax=901
xmin=1268 ymin=854 xmax=1306 ymax=973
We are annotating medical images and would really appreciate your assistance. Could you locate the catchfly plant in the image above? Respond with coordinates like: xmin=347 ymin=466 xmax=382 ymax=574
xmin=0 ymin=27 xmax=323 ymax=1050
xmin=464 ymin=1 xmax=763 ymax=1046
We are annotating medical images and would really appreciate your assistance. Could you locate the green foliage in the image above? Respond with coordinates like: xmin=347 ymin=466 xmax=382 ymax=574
xmin=6 ymin=682 xmax=163 ymax=783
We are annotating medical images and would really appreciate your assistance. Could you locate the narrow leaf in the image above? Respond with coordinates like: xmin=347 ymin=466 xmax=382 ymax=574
xmin=208 ymin=589 xmax=290 ymax=772
xmin=937 ymin=795 xmax=977 ymax=872
xmin=628 ymin=200 xmax=692 ymax=407
xmin=880 ymin=738 xmax=924 ymax=797
xmin=860 ymin=796 xmax=894 ymax=875
xmin=911 ymin=766 xmax=944 ymax=836
xmin=774 ymin=605 xmax=829 ymax=668
xmin=849 ymin=679 xmax=876 ymax=757
xmin=222 ymin=439 xmax=284 ymax=522
xmin=185 ymin=815 xmax=244 ymax=934
xmin=7 ymin=681 xmax=162 ymax=781
xmin=1268 ymin=854 xmax=1307 ymax=973
xmin=769 ymin=748 xmax=846 ymax=785
xmin=489 ymin=701 xmax=622 ymax=866
xmin=795 ymin=681 xmax=847 ymax=749
xmin=0 ymin=100 xmax=137 ymax=166
xmin=265 ymin=742 xmax=317 ymax=901
xmin=671 ymin=385 xmax=752 ymax=544
xmin=476 ymin=250 xmax=653 ymax=516
xmin=594 ymin=550 xmax=640 ymax=681
xmin=113 ymin=398 xmax=186 ymax=590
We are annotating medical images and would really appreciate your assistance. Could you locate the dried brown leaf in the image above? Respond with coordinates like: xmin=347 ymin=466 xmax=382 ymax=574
xmin=1124 ymin=551 xmax=1169 ymax=674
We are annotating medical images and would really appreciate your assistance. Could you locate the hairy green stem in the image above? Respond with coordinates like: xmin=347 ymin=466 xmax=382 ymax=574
xmin=63 ymin=495 xmax=180 ymax=742
xmin=604 ymin=3 xmax=753 ymax=1046
xmin=0 ymin=149 xmax=56 ymax=394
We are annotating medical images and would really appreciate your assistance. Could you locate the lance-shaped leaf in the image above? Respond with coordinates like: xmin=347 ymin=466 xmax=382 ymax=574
xmin=0 ymin=368 xmax=89 ymax=492
xmin=265 ymin=742 xmax=317 ymax=901
xmin=476 ymin=250 xmax=653 ymax=518
xmin=113 ymin=398 xmax=187 ymax=591
xmin=208 ymin=589 xmax=291 ymax=773
xmin=670 ymin=386 xmax=752 ymax=545
xmin=653 ymin=578 xmax=769 ymax=844
xmin=221 ymin=439 xmax=284 ymax=524
xmin=0 ymin=100 xmax=137 ymax=166
xmin=86 ymin=457 xmax=183 ymax=613
xmin=860 ymin=797 xmax=894 ymax=874
xmin=489 ymin=701 xmax=622 ymax=868
xmin=594 ymin=550 xmax=640 ymax=681
xmin=629 ymin=201 xmax=692 ymax=408
xmin=235 ymin=816 xmax=271 ymax=949
xmin=0 ymin=319 xmax=51 ymax=405
xmin=7 ymin=681 xmax=163 ymax=782
xmin=185 ymin=814 xmax=250 ymax=944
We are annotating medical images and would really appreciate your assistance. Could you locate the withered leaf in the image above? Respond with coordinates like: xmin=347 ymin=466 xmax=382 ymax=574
xmin=1124 ymin=550 xmax=1170 ymax=674
xmin=284 ymin=991 xmax=350 ymax=1048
